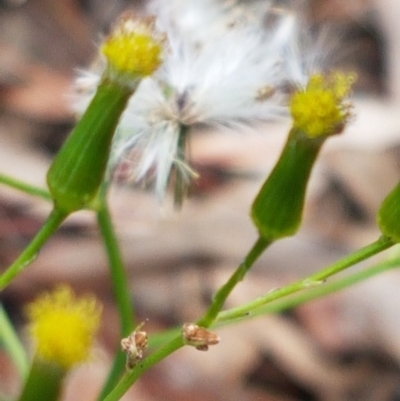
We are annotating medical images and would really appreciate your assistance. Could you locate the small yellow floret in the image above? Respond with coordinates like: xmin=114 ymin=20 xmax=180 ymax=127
xmin=26 ymin=286 xmax=101 ymax=370
xmin=101 ymin=13 xmax=163 ymax=78
xmin=290 ymin=72 xmax=356 ymax=138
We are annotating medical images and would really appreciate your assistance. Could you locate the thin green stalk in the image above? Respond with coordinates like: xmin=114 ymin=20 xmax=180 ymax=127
xmin=101 ymin=237 xmax=394 ymax=400
xmin=222 ymin=255 xmax=400 ymax=320
xmin=0 ymin=304 xmax=29 ymax=379
xmin=96 ymin=186 xmax=135 ymax=334
xmin=96 ymin=184 xmax=135 ymax=399
xmin=150 ymin=255 xmax=400 ymax=336
xmin=197 ymin=236 xmax=271 ymax=327
xmin=102 ymin=236 xmax=270 ymax=400
xmin=144 ymin=252 xmax=400 ymax=393
xmin=148 ymin=327 xmax=181 ymax=350
xmin=0 ymin=208 xmax=67 ymax=290
xmin=215 ymin=235 xmax=394 ymax=322
xmin=151 ymin=243 xmax=399 ymax=350
xmin=0 ymin=174 xmax=51 ymax=201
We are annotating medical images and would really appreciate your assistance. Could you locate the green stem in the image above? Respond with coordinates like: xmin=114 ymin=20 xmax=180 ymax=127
xmin=102 ymin=236 xmax=270 ymax=401
xmin=96 ymin=185 xmax=135 ymax=334
xmin=216 ymin=235 xmax=394 ymax=322
xmin=101 ymin=237 xmax=394 ymax=400
xmin=197 ymin=236 xmax=271 ymax=327
xmin=96 ymin=184 xmax=135 ymax=399
xmin=148 ymin=327 xmax=181 ymax=350
xmin=151 ymin=255 xmax=400 ymax=345
xmin=0 ymin=208 xmax=67 ymax=290
xmin=0 ymin=174 xmax=51 ymax=201
xmin=228 ymin=255 xmax=400 ymax=320
xmin=0 ymin=304 xmax=29 ymax=379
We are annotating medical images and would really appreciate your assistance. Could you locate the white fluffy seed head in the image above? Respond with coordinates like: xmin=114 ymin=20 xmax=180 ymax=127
xmin=73 ymin=1 xmax=301 ymax=200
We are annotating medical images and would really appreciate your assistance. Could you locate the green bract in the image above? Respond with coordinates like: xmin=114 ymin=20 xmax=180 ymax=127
xmin=47 ymin=80 xmax=133 ymax=213
xmin=377 ymin=180 xmax=400 ymax=243
xmin=251 ymin=129 xmax=323 ymax=241
xmin=18 ymin=359 xmax=65 ymax=401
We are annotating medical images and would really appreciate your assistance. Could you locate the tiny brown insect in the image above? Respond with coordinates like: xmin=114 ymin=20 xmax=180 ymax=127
xmin=182 ymin=323 xmax=220 ymax=351
xmin=121 ymin=321 xmax=148 ymax=369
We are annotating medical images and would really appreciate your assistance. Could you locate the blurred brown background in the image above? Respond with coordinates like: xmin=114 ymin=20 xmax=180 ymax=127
xmin=1 ymin=0 xmax=400 ymax=400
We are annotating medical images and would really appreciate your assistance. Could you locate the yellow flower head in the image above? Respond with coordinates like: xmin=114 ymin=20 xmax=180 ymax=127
xmin=101 ymin=13 xmax=164 ymax=80
xmin=26 ymin=286 xmax=102 ymax=370
xmin=289 ymin=72 xmax=356 ymax=139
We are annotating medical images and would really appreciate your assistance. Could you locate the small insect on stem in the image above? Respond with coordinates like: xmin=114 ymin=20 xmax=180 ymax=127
xmin=182 ymin=323 xmax=220 ymax=351
xmin=121 ymin=321 xmax=148 ymax=369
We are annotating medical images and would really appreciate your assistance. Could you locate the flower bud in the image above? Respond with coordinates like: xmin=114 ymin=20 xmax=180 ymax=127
xmin=18 ymin=286 xmax=101 ymax=401
xmin=46 ymin=13 xmax=164 ymax=213
xmin=46 ymin=82 xmax=132 ymax=212
xmin=251 ymin=72 xmax=356 ymax=240
xmin=251 ymin=129 xmax=322 ymax=240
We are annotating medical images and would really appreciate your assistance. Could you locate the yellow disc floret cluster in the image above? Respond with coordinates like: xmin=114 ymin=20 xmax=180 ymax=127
xmin=26 ymin=286 xmax=102 ymax=370
xmin=289 ymin=72 xmax=356 ymax=139
xmin=101 ymin=13 xmax=164 ymax=79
